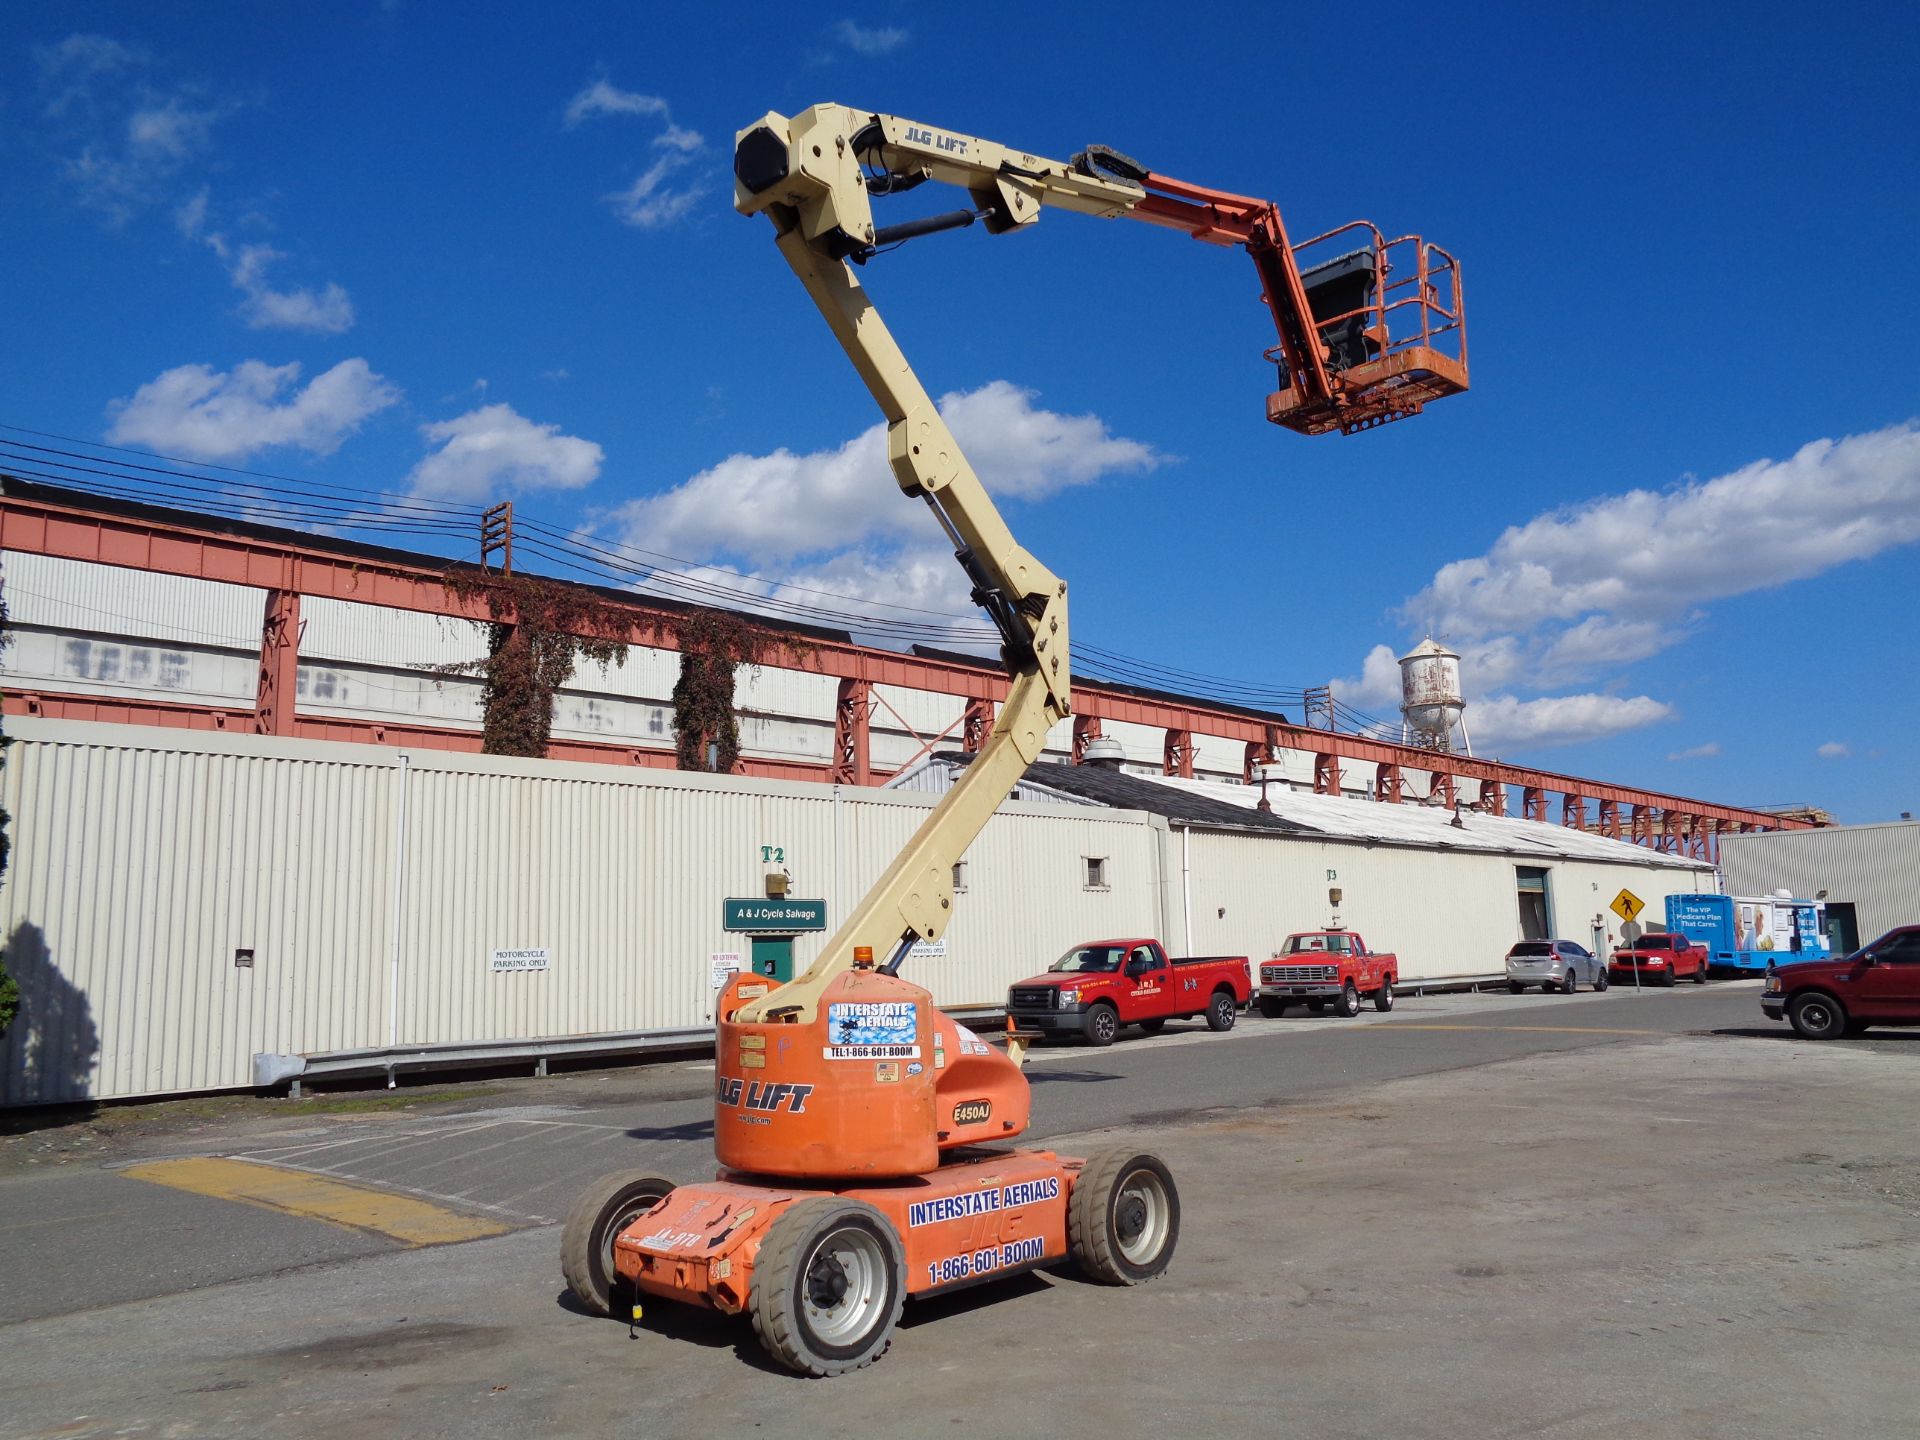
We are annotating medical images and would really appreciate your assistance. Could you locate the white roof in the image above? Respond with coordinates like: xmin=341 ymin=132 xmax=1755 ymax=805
xmin=1149 ymin=773 xmax=1714 ymax=871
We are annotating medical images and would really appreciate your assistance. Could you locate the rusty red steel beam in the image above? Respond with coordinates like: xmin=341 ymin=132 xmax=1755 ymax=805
xmin=0 ymin=486 xmax=1809 ymax=832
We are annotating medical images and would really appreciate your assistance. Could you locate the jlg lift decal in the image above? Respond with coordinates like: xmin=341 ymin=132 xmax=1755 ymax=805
xmin=824 ymin=1001 xmax=921 ymax=1060
xmin=717 ymin=1077 xmax=815 ymax=1114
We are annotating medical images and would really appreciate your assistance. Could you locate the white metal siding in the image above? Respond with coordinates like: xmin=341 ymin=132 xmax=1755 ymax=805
xmin=1720 ymin=824 xmax=1920 ymax=942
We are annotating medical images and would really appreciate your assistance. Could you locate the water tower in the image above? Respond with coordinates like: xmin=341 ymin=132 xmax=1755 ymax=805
xmin=1399 ymin=638 xmax=1471 ymax=754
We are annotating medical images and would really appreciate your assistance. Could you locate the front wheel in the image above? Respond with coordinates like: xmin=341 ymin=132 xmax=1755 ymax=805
xmin=1787 ymin=992 xmax=1848 ymax=1041
xmin=1085 ymin=1003 xmax=1119 ymax=1048
xmin=1336 ymin=980 xmax=1361 ymax=1018
xmin=1206 ymin=991 xmax=1237 ymax=1032
xmin=751 ymin=1197 xmax=905 ymax=1377
xmin=1373 ymin=979 xmax=1395 ymax=1013
xmin=561 ymin=1170 xmax=676 ymax=1317
xmin=1306 ymin=1000 xmax=1326 ymax=1013
xmin=1069 ymin=1149 xmax=1180 ymax=1285
xmin=1258 ymin=997 xmax=1288 ymax=1019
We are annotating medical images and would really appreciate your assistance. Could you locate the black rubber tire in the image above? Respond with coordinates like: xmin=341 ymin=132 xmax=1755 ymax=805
xmin=1138 ymin=1017 xmax=1166 ymax=1034
xmin=1205 ymin=990 xmax=1237 ymax=1032
xmin=750 ymin=1197 xmax=904 ymax=1377
xmin=1085 ymin=1003 xmax=1119 ymax=1048
xmin=1374 ymin=979 xmax=1395 ymax=1013
xmin=1694 ymin=961 xmax=1708 ymax=985
xmin=1336 ymin=980 xmax=1361 ymax=1017
xmin=560 ymin=1170 xmax=675 ymax=1318
xmin=1258 ymin=997 xmax=1288 ymax=1019
xmin=1787 ymin=991 xmax=1847 ymax=1041
xmin=1562 ymin=971 xmax=1578 ymax=994
xmin=1069 ymin=1149 xmax=1180 ymax=1285
xmin=1509 ymin=981 xmax=1527 ymax=995
xmin=1306 ymin=1000 xmax=1326 ymax=1013
xmin=1595 ymin=969 xmax=1609 ymax=992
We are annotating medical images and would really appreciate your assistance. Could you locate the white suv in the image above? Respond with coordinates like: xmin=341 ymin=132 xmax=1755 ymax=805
xmin=1506 ymin=940 xmax=1607 ymax=994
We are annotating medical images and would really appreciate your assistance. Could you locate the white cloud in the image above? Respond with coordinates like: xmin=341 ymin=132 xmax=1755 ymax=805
xmin=1817 ymin=741 xmax=1850 ymax=759
xmin=407 ymin=404 xmax=604 ymax=501
xmin=106 ymin=358 xmax=400 ymax=462
xmin=1469 ymin=693 xmax=1674 ymax=752
xmin=1333 ymin=643 xmax=1403 ymax=709
xmin=654 ymin=123 xmax=705 ymax=153
xmin=34 ymin=33 xmax=142 ymax=117
xmin=1667 ymin=741 xmax=1721 ymax=761
xmin=834 ymin=19 xmax=910 ymax=55
xmin=608 ymin=155 xmax=705 ymax=229
xmin=564 ymin=80 xmax=670 ymax=128
xmin=126 ymin=99 xmax=215 ymax=161
xmin=617 ymin=380 xmax=1159 ymax=565
xmin=228 ymin=244 xmax=356 ymax=333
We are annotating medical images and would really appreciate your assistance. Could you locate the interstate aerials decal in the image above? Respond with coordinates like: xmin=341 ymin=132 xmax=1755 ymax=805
xmin=824 ymin=1001 xmax=921 ymax=1060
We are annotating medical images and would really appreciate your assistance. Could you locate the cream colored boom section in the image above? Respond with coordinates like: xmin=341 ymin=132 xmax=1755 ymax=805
xmin=730 ymin=104 xmax=1126 ymax=1022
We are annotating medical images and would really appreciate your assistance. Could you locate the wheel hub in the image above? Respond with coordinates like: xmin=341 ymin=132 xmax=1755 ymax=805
xmin=806 ymin=1253 xmax=851 ymax=1308
xmin=1116 ymin=1194 xmax=1148 ymax=1244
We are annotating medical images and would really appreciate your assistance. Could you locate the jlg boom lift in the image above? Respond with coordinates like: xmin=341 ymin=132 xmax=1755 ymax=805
xmin=562 ymin=105 xmax=1468 ymax=1375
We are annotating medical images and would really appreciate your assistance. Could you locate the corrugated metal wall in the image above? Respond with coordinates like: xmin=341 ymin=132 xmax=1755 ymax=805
xmin=1178 ymin=828 xmax=1715 ymax=981
xmin=0 ymin=719 xmax=1157 ymax=1103
xmin=1721 ymin=824 xmax=1920 ymax=942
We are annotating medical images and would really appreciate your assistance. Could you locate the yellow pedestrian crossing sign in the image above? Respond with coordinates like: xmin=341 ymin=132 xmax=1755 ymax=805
xmin=1610 ymin=888 xmax=1645 ymax=924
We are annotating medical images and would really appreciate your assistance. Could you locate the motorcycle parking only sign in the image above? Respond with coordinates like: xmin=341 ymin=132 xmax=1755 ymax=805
xmin=824 ymin=1001 xmax=920 ymax=1060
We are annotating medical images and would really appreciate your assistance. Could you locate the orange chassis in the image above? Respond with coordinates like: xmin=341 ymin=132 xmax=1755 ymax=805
xmin=615 ymin=1148 xmax=1083 ymax=1315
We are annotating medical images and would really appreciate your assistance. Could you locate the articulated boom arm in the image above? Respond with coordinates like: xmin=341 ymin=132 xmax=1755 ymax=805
xmin=730 ymin=105 xmax=1465 ymax=1023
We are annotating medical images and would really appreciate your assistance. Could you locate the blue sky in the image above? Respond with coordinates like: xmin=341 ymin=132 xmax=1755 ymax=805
xmin=2 ymin=3 xmax=1916 ymax=822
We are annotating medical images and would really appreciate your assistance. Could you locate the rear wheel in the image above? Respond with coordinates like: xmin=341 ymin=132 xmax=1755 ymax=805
xmin=1336 ymin=980 xmax=1361 ymax=1018
xmin=1258 ymin=997 xmax=1288 ymax=1019
xmin=1138 ymin=1017 xmax=1166 ymax=1035
xmin=1694 ymin=960 xmax=1708 ymax=985
xmin=1086 ymin=1003 xmax=1119 ymax=1048
xmin=1373 ymin=979 xmax=1395 ymax=1013
xmin=1508 ymin=981 xmax=1527 ymax=995
xmin=1562 ymin=971 xmax=1578 ymax=994
xmin=751 ymin=1197 xmax=904 ymax=1377
xmin=561 ymin=1170 xmax=676 ymax=1318
xmin=1594 ymin=969 xmax=1609 ymax=992
xmin=1787 ymin=992 xmax=1847 ymax=1041
xmin=1306 ymin=1000 xmax=1326 ymax=1013
xmin=1069 ymin=1149 xmax=1180 ymax=1285
xmin=1205 ymin=991 xmax=1237 ymax=1032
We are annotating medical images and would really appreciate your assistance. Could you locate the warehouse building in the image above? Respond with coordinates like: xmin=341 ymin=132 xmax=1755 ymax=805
xmin=1720 ymin=822 xmax=1920 ymax=952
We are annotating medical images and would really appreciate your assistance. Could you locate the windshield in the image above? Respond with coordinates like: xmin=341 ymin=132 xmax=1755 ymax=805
xmin=1049 ymin=944 xmax=1126 ymax=974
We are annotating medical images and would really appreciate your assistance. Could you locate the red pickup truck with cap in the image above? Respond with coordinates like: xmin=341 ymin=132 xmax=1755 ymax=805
xmin=1005 ymin=939 xmax=1251 ymax=1047
xmin=1256 ymin=930 xmax=1398 ymax=1017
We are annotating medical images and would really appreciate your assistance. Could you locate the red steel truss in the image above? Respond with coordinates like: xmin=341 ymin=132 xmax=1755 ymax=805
xmin=0 ymin=483 xmax=1809 ymax=854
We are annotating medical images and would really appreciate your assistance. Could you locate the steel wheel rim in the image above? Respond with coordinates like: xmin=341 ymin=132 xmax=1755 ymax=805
xmin=1094 ymin=1010 xmax=1115 ymax=1041
xmin=801 ymin=1225 xmax=889 ymax=1344
xmin=1113 ymin=1168 xmax=1171 ymax=1266
xmin=1800 ymin=1000 xmax=1834 ymax=1032
xmin=600 ymin=1193 xmax=664 ymax=1281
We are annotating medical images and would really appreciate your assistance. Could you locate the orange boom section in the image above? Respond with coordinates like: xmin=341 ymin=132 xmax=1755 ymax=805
xmin=713 ymin=969 xmax=1034 ymax=1181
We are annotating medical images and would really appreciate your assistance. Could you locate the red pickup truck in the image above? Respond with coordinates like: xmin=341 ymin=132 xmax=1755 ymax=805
xmin=1005 ymin=939 xmax=1251 ymax=1047
xmin=1608 ymin=932 xmax=1708 ymax=986
xmin=1256 ymin=931 xmax=1398 ymax=1017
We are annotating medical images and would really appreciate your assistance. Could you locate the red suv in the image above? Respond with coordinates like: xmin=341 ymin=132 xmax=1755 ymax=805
xmin=1762 ymin=925 xmax=1920 ymax=1039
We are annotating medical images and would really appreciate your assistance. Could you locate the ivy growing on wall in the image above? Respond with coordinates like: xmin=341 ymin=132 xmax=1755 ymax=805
xmin=440 ymin=570 xmax=630 ymax=759
xmin=669 ymin=609 xmax=790 ymax=773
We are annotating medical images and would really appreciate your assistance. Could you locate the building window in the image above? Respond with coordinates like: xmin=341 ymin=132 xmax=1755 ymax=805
xmin=951 ymin=861 xmax=968 ymax=894
xmin=1084 ymin=856 xmax=1109 ymax=891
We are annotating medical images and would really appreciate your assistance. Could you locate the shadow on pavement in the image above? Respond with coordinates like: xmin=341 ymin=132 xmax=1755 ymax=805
xmin=1026 ymin=1069 xmax=1122 ymax=1086
xmin=626 ymin=1118 xmax=716 ymax=1141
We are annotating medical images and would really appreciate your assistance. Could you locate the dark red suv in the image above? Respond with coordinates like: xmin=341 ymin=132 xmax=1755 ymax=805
xmin=1761 ymin=925 xmax=1920 ymax=1039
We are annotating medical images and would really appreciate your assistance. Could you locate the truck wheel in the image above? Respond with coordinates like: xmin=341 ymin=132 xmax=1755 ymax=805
xmin=751 ymin=1197 xmax=905 ymax=1377
xmin=1069 ymin=1149 xmax=1180 ymax=1285
xmin=1693 ymin=961 xmax=1708 ymax=985
xmin=1306 ymin=1000 xmax=1325 ymax=1013
xmin=1138 ymin=1018 xmax=1166 ymax=1034
xmin=1336 ymin=980 xmax=1361 ymax=1017
xmin=1373 ymin=979 xmax=1395 ymax=1013
xmin=561 ymin=1170 xmax=675 ymax=1317
xmin=1205 ymin=991 xmax=1237 ymax=1032
xmin=1258 ymin=997 xmax=1288 ymax=1019
xmin=1086 ymin=1003 xmax=1119 ymax=1048
xmin=1787 ymin=992 xmax=1847 ymax=1041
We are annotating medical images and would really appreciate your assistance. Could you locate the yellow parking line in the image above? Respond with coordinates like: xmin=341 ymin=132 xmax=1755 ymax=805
xmin=120 ymin=1157 xmax=511 ymax=1246
xmin=1367 ymin=1024 xmax=1667 ymax=1036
